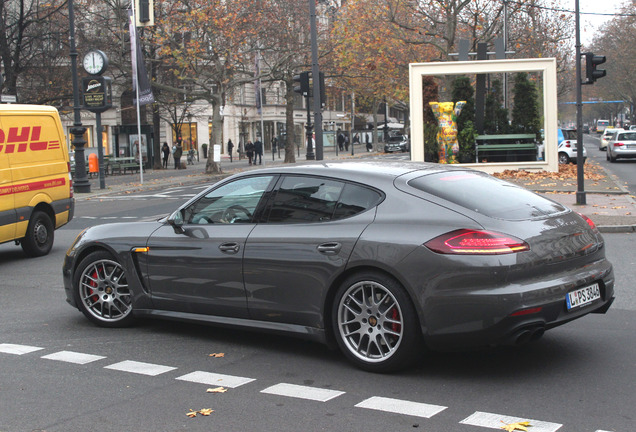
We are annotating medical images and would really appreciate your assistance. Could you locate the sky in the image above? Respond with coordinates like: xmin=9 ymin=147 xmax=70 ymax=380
xmin=575 ymin=0 xmax=631 ymax=44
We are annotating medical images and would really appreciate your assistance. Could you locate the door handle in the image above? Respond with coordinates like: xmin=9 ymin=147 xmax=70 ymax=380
xmin=317 ymin=242 xmax=342 ymax=255
xmin=219 ymin=242 xmax=240 ymax=254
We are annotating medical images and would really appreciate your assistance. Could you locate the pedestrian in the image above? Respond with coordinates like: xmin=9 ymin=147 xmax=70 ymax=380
xmin=245 ymin=141 xmax=255 ymax=165
xmin=161 ymin=142 xmax=170 ymax=168
xmin=344 ymin=134 xmax=349 ymax=151
xmin=227 ymin=139 xmax=234 ymax=162
xmin=337 ymin=130 xmax=345 ymax=151
xmin=174 ymin=140 xmax=183 ymax=169
xmin=254 ymin=138 xmax=263 ymax=164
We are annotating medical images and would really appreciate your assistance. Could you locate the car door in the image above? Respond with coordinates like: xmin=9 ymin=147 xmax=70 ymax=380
xmin=243 ymin=175 xmax=382 ymax=329
xmin=144 ymin=175 xmax=276 ymax=318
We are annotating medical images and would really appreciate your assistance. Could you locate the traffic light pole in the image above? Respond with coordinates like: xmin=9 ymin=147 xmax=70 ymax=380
xmin=308 ymin=0 xmax=323 ymax=160
xmin=575 ymin=0 xmax=586 ymax=205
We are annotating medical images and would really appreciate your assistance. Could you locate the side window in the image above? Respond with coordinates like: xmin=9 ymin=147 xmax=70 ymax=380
xmin=267 ymin=176 xmax=343 ymax=223
xmin=333 ymin=184 xmax=383 ymax=220
xmin=184 ymin=175 xmax=274 ymax=224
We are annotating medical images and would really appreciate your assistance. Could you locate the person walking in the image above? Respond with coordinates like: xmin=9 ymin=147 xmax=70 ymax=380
xmin=337 ymin=130 xmax=345 ymax=151
xmin=161 ymin=142 xmax=170 ymax=168
xmin=254 ymin=138 xmax=263 ymax=165
xmin=173 ymin=140 xmax=183 ymax=169
xmin=245 ymin=141 xmax=255 ymax=165
xmin=227 ymin=139 xmax=234 ymax=162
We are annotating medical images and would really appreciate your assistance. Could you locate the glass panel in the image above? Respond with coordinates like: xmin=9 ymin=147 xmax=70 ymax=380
xmin=268 ymin=176 xmax=344 ymax=223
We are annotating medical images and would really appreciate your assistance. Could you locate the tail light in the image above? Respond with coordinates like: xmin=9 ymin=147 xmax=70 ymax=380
xmin=425 ymin=229 xmax=529 ymax=255
xmin=577 ymin=213 xmax=598 ymax=231
xmin=613 ymin=142 xmax=625 ymax=147
xmin=563 ymin=141 xmax=572 ymax=148
xmin=67 ymin=162 xmax=74 ymax=198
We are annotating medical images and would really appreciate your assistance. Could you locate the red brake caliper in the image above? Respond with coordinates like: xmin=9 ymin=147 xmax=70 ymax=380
xmin=391 ymin=307 xmax=401 ymax=334
xmin=88 ymin=270 xmax=99 ymax=302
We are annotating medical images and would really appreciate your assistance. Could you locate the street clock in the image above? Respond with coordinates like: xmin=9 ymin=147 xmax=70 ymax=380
xmin=83 ymin=50 xmax=108 ymax=76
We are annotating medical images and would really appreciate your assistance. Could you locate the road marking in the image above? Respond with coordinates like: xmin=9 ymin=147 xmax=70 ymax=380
xmin=260 ymin=383 xmax=345 ymax=402
xmin=104 ymin=360 xmax=177 ymax=376
xmin=355 ymin=396 xmax=447 ymax=418
xmin=460 ymin=411 xmax=563 ymax=432
xmin=0 ymin=343 xmax=43 ymax=355
xmin=41 ymin=350 xmax=106 ymax=365
xmin=176 ymin=371 xmax=255 ymax=388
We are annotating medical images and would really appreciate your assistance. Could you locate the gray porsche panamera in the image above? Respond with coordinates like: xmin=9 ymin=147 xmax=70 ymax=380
xmin=63 ymin=161 xmax=614 ymax=372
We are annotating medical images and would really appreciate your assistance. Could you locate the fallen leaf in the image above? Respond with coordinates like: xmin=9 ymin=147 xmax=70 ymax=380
xmin=199 ymin=408 xmax=214 ymax=416
xmin=186 ymin=409 xmax=197 ymax=418
xmin=209 ymin=353 xmax=225 ymax=358
xmin=500 ymin=420 xmax=531 ymax=431
xmin=207 ymin=387 xmax=228 ymax=393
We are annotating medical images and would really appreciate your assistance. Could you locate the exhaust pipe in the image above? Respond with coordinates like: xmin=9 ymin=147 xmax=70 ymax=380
xmin=508 ymin=325 xmax=545 ymax=346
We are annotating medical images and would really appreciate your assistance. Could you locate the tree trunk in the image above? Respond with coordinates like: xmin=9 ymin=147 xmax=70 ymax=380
xmin=284 ymin=77 xmax=296 ymax=163
xmin=205 ymin=99 xmax=222 ymax=174
xmin=152 ymin=105 xmax=162 ymax=169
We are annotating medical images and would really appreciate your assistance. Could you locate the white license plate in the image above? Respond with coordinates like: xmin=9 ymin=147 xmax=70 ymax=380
xmin=566 ymin=283 xmax=601 ymax=310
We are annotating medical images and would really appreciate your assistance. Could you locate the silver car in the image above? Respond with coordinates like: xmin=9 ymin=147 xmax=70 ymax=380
xmin=607 ymin=130 xmax=636 ymax=162
xmin=600 ymin=128 xmax=622 ymax=150
xmin=63 ymin=162 xmax=614 ymax=372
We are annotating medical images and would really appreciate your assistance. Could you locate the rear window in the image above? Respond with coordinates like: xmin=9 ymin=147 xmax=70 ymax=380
xmin=561 ymin=129 xmax=577 ymax=140
xmin=408 ymin=171 xmax=566 ymax=220
xmin=617 ymin=132 xmax=636 ymax=141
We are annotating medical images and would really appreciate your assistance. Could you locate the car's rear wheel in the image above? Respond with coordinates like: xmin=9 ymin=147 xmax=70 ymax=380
xmin=332 ymin=272 xmax=421 ymax=372
xmin=21 ymin=210 xmax=54 ymax=257
xmin=558 ymin=152 xmax=570 ymax=164
xmin=74 ymin=251 xmax=134 ymax=327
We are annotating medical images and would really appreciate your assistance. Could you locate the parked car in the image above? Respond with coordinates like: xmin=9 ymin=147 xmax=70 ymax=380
xmin=384 ymin=135 xmax=409 ymax=153
xmin=63 ymin=162 xmax=614 ymax=372
xmin=606 ymin=130 xmax=636 ymax=162
xmin=557 ymin=128 xmax=587 ymax=164
xmin=600 ymin=128 xmax=623 ymax=151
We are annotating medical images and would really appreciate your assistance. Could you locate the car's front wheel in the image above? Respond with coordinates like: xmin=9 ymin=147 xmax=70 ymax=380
xmin=74 ymin=251 xmax=134 ymax=327
xmin=332 ymin=272 xmax=421 ymax=372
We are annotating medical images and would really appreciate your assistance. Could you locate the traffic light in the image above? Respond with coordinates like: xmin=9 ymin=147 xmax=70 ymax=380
xmin=293 ymin=72 xmax=311 ymax=96
xmin=583 ymin=52 xmax=606 ymax=84
xmin=318 ymin=72 xmax=325 ymax=107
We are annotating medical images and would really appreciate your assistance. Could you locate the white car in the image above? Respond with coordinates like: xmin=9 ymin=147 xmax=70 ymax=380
xmin=600 ymin=128 xmax=623 ymax=150
xmin=557 ymin=128 xmax=586 ymax=164
xmin=607 ymin=130 xmax=636 ymax=162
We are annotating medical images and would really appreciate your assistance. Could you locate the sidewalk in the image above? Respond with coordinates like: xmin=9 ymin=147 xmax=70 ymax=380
xmin=74 ymin=152 xmax=636 ymax=233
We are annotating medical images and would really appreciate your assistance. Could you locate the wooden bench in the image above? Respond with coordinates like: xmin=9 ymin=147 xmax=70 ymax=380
xmin=108 ymin=157 xmax=144 ymax=175
xmin=475 ymin=134 xmax=538 ymax=162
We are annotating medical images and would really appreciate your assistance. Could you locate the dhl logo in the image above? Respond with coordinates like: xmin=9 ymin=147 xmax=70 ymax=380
xmin=0 ymin=126 xmax=61 ymax=154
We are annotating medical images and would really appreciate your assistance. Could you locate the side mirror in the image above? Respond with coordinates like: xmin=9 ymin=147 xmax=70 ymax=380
xmin=167 ymin=209 xmax=185 ymax=234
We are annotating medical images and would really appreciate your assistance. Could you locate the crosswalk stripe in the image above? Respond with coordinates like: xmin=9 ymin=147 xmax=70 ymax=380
xmin=41 ymin=350 xmax=106 ymax=365
xmin=460 ymin=411 xmax=563 ymax=432
xmin=104 ymin=360 xmax=177 ymax=376
xmin=355 ymin=396 xmax=447 ymax=418
xmin=0 ymin=343 xmax=43 ymax=355
xmin=176 ymin=371 xmax=255 ymax=388
xmin=260 ymin=383 xmax=345 ymax=402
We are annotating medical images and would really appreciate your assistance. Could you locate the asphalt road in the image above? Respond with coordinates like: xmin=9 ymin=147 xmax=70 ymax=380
xmin=1 ymin=185 xmax=635 ymax=432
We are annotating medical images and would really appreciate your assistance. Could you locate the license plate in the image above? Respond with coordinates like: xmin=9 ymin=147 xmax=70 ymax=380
xmin=566 ymin=283 xmax=601 ymax=310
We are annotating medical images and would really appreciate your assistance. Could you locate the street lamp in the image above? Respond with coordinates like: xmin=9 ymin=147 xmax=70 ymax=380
xmin=68 ymin=0 xmax=90 ymax=193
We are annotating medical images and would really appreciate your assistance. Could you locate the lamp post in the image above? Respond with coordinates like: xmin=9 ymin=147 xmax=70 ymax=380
xmin=68 ymin=0 xmax=90 ymax=193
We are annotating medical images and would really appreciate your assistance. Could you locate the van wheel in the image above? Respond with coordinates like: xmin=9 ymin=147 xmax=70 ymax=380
xmin=21 ymin=210 xmax=54 ymax=257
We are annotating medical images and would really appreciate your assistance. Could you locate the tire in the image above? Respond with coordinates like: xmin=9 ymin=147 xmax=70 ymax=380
xmin=608 ymin=149 xmax=617 ymax=163
xmin=21 ymin=210 xmax=54 ymax=257
xmin=332 ymin=271 xmax=421 ymax=372
xmin=558 ymin=152 xmax=570 ymax=165
xmin=73 ymin=251 xmax=134 ymax=327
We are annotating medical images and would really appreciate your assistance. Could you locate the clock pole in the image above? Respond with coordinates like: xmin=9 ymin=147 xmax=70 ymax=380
xmin=68 ymin=0 xmax=90 ymax=193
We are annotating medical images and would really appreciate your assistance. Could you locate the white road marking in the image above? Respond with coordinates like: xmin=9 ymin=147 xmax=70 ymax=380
xmin=260 ymin=383 xmax=345 ymax=402
xmin=104 ymin=360 xmax=177 ymax=376
xmin=41 ymin=350 xmax=106 ymax=365
xmin=176 ymin=371 xmax=255 ymax=388
xmin=460 ymin=411 xmax=563 ymax=432
xmin=355 ymin=396 xmax=447 ymax=418
xmin=0 ymin=343 xmax=43 ymax=355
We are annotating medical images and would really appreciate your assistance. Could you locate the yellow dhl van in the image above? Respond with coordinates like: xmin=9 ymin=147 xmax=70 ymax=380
xmin=0 ymin=104 xmax=74 ymax=257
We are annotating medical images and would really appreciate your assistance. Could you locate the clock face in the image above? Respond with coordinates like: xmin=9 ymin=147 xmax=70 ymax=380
xmin=83 ymin=51 xmax=107 ymax=75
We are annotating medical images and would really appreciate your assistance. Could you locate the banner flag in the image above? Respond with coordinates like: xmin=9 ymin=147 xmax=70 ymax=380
xmin=128 ymin=9 xmax=155 ymax=106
